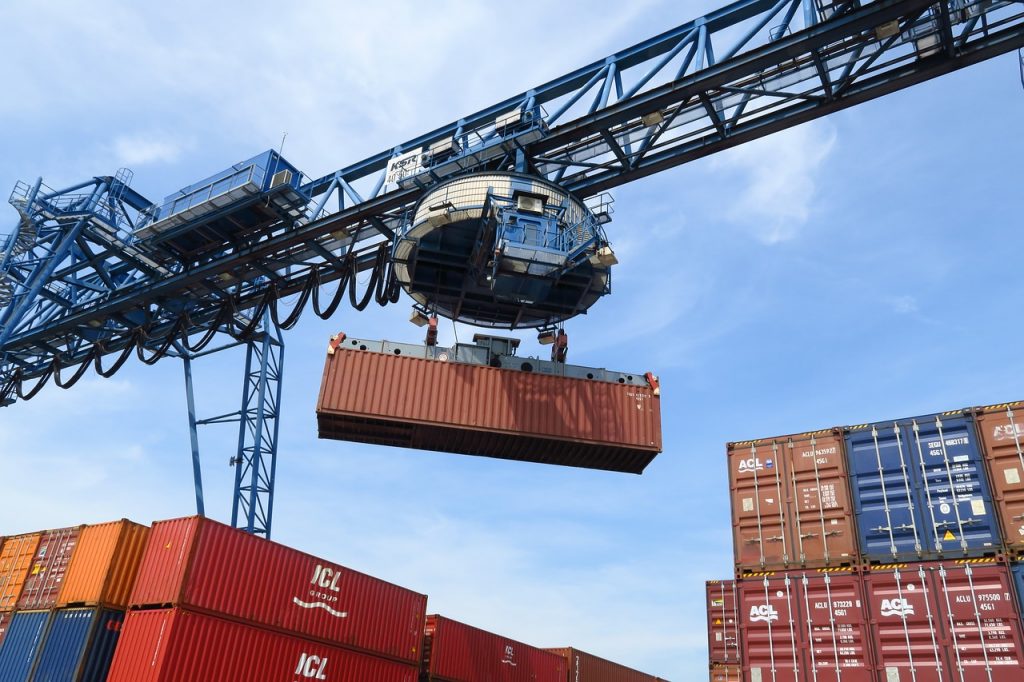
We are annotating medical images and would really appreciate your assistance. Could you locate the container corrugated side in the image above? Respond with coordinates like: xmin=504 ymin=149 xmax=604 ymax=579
xmin=17 ymin=527 xmax=83 ymax=610
xmin=423 ymin=614 xmax=565 ymax=682
xmin=30 ymin=608 xmax=123 ymax=682
xmin=974 ymin=402 xmax=1024 ymax=556
xmin=0 ymin=610 xmax=50 ymax=682
xmin=709 ymin=664 xmax=740 ymax=682
xmin=0 ymin=535 xmax=41 ymax=612
xmin=704 ymin=580 xmax=739 ymax=665
xmin=128 ymin=516 xmax=427 ymax=664
xmin=782 ymin=431 xmax=859 ymax=568
xmin=317 ymin=345 xmax=661 ymax=474
xmin=544 ymin=647 xmax=669 ymax=682
xmin=729 ymin=440 xmax=791 ymax=573
xmin=846 ymin=411 xmax=1001 ymax=564
xmin=106 ymin=608 xmax=419 ymax=682
xmin=58 ymin=520 xmax=149 ymax=609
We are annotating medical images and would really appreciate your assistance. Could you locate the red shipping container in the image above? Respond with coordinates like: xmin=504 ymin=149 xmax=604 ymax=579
xmin=738 ymin=572 xmax=803 ymax=682
xmin=705 ymin=580 xmax=740 ymax=665
xmin=709 ymin=664 xmax=740 ymax=682
xmin=107 ymin=607 xmax=419 ymax=682
xmin=16 ymin=525 xmax=82 ymax=610
xmin=317 ymin=340 xmax=662 ymax=474
xmin=423 ymin=614 xmax=565 ymax=682
xmin=974 ymin=402 xmax=1024 ymax=555
xmin=795 ymin=568 xmax=873 ymax=682
xmin=545 ymin=647 xmax=669 ymax=682
xmin=862 ymin=559 xmax=1024 ymax=681
xmin=0 ymin=611 xmax=10 ymax=649
xmin=128 ymin=516 xmax=427 ymax=664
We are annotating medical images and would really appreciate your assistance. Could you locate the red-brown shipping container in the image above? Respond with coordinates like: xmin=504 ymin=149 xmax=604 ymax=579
xmin=730 ymin=430 xmax=858 ymax=575
xmin=0 ymin=611 xmax=10 ymax=649
xmin=738 ymin=568 xmax=872 ymax=682
xmin=705 ymin=580 xmax=740 ymax=665
xmin=423 ymin=614 xmax=565 ymax=682
xmin=709 ymin=664 xmax=740 ymax=682
xmin=862 ymin=558 xmax=1024 ymax=681
xmin=128 ymin=516 xmax=426 ymax=664
xmin=107 ymin=607 xmax=419 ymax=682
xmin=975 ymin=402 xmax=1024 ymax=556
xmin=16 ymin=525 xmax=83 ymax=610
xmin=316 ymin=339 xmax=662 ymax=474
xmin=544 ymin=646 xmax=669 ymax=682
xmin=0 ymin=532 xmax=41 ymax=611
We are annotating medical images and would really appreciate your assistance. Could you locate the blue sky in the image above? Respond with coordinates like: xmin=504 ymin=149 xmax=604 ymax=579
xmin=1 ymin=2 xmax=1023 ymax=680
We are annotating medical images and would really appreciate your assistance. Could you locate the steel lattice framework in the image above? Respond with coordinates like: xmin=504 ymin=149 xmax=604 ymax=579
xmin=2 ymin=0 xmax=1022 ymax=537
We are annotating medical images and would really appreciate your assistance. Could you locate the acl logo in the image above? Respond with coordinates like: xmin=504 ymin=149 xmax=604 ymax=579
xmin=501 ymin=644 xmax=517 ymax=666
xmin=880 ymin=598 xmax=914 ymax=618
xmin=748 ymin=604 xmax=778 ymax=623
xmin=310 ymin=564 xmax=342 ymax=592
xmin=738 ymin=458 xmax=773 ymax=473
xmin=295 ymin=652 xmax=328 ymax=679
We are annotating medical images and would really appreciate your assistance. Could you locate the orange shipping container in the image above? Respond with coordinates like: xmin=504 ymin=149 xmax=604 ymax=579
xmin=58 ymin=519 xmax=150 ymax=608
xmin=0 ymin=533 xmax=41 ymax=611
xmin=544 ymin=647 xmax=669 ymax=682
xmin=317 ymin=338 xmax=662 ymax=474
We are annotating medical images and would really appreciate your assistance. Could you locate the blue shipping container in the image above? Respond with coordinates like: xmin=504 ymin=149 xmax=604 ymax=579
xmin=0 ymin=611 xmax=50 ymax=682
xmin=1013 ymin=562 xmax=1024 ymax=618
xmin=846 ymin=411 xmax=1001 ymax=563
xmin=31 ymin=609 xmax=123 ymax=682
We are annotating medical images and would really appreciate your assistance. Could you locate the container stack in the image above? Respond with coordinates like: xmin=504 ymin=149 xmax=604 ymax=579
xmin=704 ymin=580 xmax=739 ymax=682
xmin=706 ymin=401 xmax=1024 ymax=681
xmin=0 ymin=519 xmax=148 ymax=682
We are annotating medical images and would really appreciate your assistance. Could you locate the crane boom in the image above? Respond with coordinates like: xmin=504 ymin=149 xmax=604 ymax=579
xmin=1 ymin=0 xmax=1022 ymax=402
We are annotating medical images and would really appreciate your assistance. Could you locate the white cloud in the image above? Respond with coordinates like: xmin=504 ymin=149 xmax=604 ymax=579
xmin=112 ymin=134 xmax=191 ymax=166
xmin=885 ymin=294 xmax=919 ymax=314
xmin=712 ymin=121 xmax=837 ymax=243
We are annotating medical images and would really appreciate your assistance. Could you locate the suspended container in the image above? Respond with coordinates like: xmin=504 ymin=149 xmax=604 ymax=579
xmin=128 ymin=516 xmax=427 ymax=664
xmin=31 ymin=608 xmax=124 ymax=682
xmin=974 ymin=401 xmax=1024 ymax=556
xmin=704 ymin=580 xmax=740 ymax=666
xmin=17 ymin=526 xmax=83 ymax=611
xmin=57 ymin=520 xmax=149 ymax=609
xmin=0 ymin=534 xmax=42 ymax=612
xmin=106 ymin=608 xmax=419 ymax=682
xmin=317 ymin=335 xmax=662 ymax=474
xmin=0 ymin=610 xmax=50 ymax=682
xmin=543 ymin=647 xmax=669 ymax=682
xmin=845 ymin=410 xmax=1001 ymax=564
xmin=422 ymin=615 xmax=566 ymax=682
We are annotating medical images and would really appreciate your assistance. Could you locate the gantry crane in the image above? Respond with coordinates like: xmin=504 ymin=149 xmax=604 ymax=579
xmin=1 ymin=0 xmax=1022 ymax=538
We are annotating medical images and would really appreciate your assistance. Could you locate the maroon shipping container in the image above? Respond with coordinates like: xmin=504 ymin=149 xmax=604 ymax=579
xmin=423 ymin=614 xmax=565 ymax=682
xmin=708 ymin=664 xmax=740 ymax=682
xmin=0 ymin=611 xmax=9 ymax=649
xmin=545 ymin=647 xmax=669 ymax=682
xmin=128 ymin=516 xmax=427 ymax=664
xmin=862 ymin=559 xmax=1024 ymax=682
xmin=107 ymin=608 xmax=419 ymax=682
xmin=975 ymin=402 xmax=1024 ymax=555
xmin=317 ymin=339 xmax=662 ymax=474
xmin=730 ymin=430 xmax=857 ymax=575
xmin=705 ymin=580 xmax=740 ymax=665
xmin=16 ymin=525 xmax=82 ymax=610
xmin=738 ymin=568 xmax=872 ymax=682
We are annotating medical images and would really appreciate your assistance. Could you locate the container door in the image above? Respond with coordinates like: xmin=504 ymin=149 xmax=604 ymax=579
xmin=739 ymin=574 xmax=803 ymax=682
xmin=905 ymin=414 xmax=1000 ymax=557
xmin=930 ymin=562 xmax=1024 ymax=682
xmin=730 ymin=441 xmax=791 ymax=573
xmin=846 ymin=424 xmax=927 ymax=563
xmin=796 ymin=570 xmax=873 ymax=682
xmin=706 ymin=581 xmax=740 ymax=665
xmin=785 ymin=433 xmax=858 ymax=568
xmin=864 ymin=565 xmax=947 ymax=682
xmin=18 ymin=527 xmax=82 ymax=610
xmin=975 ymin=404 xmax=1024 ymax=555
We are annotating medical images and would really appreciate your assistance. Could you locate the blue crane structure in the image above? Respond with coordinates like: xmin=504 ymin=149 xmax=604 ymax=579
xmin=1 ymin=0 xmax=1022 ymax=539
